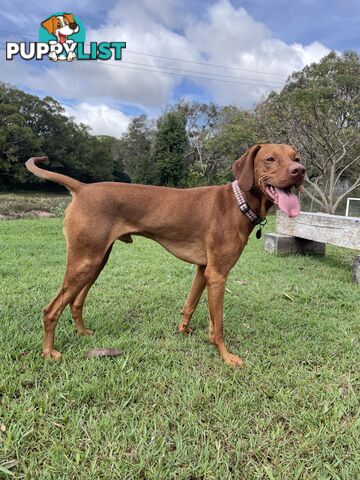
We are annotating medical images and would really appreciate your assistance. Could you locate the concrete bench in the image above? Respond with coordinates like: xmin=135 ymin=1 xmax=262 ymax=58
xmin=264 ymin=211 xmax=360 ymax=283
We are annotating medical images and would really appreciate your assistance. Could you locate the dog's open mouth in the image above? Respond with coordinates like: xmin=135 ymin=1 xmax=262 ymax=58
xmin=265 ymin=185 xmax=300 ymax=218
xmin=59 ymin=33 xmax=67 ymax=44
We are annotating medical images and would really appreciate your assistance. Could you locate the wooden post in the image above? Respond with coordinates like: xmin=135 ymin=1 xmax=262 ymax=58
xmin=353 ymin=256 xmax=360 ymax=284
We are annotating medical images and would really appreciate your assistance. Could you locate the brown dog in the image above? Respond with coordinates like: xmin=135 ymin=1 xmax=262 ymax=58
xmin=26 ymin=144 xmax=305 ymax=366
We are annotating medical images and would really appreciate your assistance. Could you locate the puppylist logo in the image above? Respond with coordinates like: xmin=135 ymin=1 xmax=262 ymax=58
xmin=6 ymin=12 xmax=126 ymax=62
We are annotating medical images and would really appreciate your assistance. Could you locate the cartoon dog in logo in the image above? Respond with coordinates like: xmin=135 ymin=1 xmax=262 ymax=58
xmin=41 ymin=13 xmax=79 ymax=62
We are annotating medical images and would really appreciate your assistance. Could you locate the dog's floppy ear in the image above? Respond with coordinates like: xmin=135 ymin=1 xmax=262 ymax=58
xmin=63 ymin=13 xmax=76 ymax=24
xmin=41 ymin=16 xmax=57 ymax=35
xmin=232 ymin=144 xmax=261 ymax=192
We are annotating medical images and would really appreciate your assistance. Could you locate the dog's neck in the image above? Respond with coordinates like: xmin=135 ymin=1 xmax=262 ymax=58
xmin=241 ymin=185 xmax=273 ymax=220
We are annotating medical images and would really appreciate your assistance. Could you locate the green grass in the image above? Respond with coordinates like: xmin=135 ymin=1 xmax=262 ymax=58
xmin=0 ymin=216 xmax=359 ymax=479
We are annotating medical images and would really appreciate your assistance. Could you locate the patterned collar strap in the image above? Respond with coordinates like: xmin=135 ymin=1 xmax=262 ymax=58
xmin=231 ymin=180 xmax=264 ymax=226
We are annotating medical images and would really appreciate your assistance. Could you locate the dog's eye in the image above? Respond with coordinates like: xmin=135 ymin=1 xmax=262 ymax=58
xmin=57 ymin=22 xmax=61 ymax=27
xmin=294 ymin=157 xmax=300 ymax=163
xmin=266 ymin=157 xmax=275 ymax=163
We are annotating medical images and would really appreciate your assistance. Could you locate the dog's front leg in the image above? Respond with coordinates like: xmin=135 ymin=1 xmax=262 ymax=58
xmin=205 ymin=267 xmax=243 ymax=367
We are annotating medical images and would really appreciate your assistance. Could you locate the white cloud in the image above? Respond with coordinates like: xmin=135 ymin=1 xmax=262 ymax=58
xmin=109 ymin=0 xmax=193 ymax=31
xmin=184 ymin=0 xmax=331 ymax=105
xmin=291 ymin=41 xmax=330 ymax=66
xmin=64 ymin=103 xmax=130 ymax=138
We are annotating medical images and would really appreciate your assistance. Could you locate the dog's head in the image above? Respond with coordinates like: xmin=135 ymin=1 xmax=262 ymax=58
xmin=232 ymin=144 xmax=306 ymax=218
xmin=41 ymin=14 xmax=79 ymax=41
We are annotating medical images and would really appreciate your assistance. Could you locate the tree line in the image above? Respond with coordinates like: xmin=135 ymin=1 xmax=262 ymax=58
xmin=0 ymin=51 xmax=359 ymax=213
xmin=0 ymin=85 xmax=130 ymax=189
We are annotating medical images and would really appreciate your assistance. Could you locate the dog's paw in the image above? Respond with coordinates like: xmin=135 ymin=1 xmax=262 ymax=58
xmin=77 ymin=328 xmax=94 ymax=337
xmin=223 ymin=353 xmax=243 ymax=368
xmin=178 ymin=324 xmax=193 ymax=336
xmin=42 ymin=349 xmax=62 ymax=361
xmin=48 ymin=52 xmax=58 ymax=62
xmin=67 ymin=52 xmax=76 ymax=62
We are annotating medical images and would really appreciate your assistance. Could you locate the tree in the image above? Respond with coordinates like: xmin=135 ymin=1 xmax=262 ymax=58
xmin=256 ymin=51 xmax=360 ymax=214
xmin=117 ymin=115 xmax=155 ymax=184
xmin=119 ymin=103 xmax=255 ymax=187
xmin=153 ymin=111 xmax=188 ymax=186
xmin=205 ymin=105 xmax=258 ymax=183
xmin=0 ymin=82 xmax=120 ymax=188
xmin=179 ymin=101 xmax=220 ymax=186
xmin=0 ymin=103 xmax=43 ymax=185
xmin=97 ymin=135 xmax=131 ymax=183
xmin=172 ymin=102 xmax=257 ymax=186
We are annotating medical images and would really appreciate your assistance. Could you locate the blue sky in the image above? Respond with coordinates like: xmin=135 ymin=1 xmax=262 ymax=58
xmin=241 ymin=0 xmax=360 ymax=51
xmin=0 ymin=0 xmax=358 ymax=136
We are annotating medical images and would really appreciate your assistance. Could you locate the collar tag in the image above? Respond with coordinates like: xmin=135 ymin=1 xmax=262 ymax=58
xmin=255 ymin=218 xmax=268 ymax=239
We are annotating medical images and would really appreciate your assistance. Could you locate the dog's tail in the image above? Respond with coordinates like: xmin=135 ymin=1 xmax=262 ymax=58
xmin=25 ymin=157 xmax=82 ymax=193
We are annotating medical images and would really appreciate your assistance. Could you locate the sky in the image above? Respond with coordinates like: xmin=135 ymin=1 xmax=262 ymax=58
xmin=0 ymin=0 xmax=359 ymax=137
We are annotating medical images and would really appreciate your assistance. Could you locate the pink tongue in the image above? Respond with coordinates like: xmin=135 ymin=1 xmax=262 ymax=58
xmin=275 ymin=187 xmax=300 ymax=218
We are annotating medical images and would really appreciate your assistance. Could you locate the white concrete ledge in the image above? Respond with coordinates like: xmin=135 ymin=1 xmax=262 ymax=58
xmin=264 ymin=232 xmax=325 ymax=256
xmin=264 ymin=211 xmax=360 ymax=284
xmin=276 ymin=211 xmax=360 ymax=250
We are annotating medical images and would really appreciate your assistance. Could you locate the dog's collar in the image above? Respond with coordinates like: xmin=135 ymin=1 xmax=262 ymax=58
xmin=231 ymin=180 xmax=266 ymax=227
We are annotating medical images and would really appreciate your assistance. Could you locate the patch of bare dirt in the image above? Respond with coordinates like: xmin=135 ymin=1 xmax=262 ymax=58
xmin=0 ymin=210 xmax=54 ymax=220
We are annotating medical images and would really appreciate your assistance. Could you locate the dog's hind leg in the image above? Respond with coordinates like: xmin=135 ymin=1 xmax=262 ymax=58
xmin=42 ymin=242 xmax=111 ymax=360
xmin=178 ymin=265 xmax=206 ymax=335
xmin=69 ymin=244 xmax=113 ymax=336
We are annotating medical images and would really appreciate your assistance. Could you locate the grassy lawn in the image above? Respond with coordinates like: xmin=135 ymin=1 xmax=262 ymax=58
xmin=0 ymin=215 xmax=359 ymax=479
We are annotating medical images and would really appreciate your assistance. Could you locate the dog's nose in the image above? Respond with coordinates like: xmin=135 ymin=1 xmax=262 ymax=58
xmin=69 ymin=23 xmax=77 ymax=30
xmin=289 ymin=162 xmax=306 ymax=177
